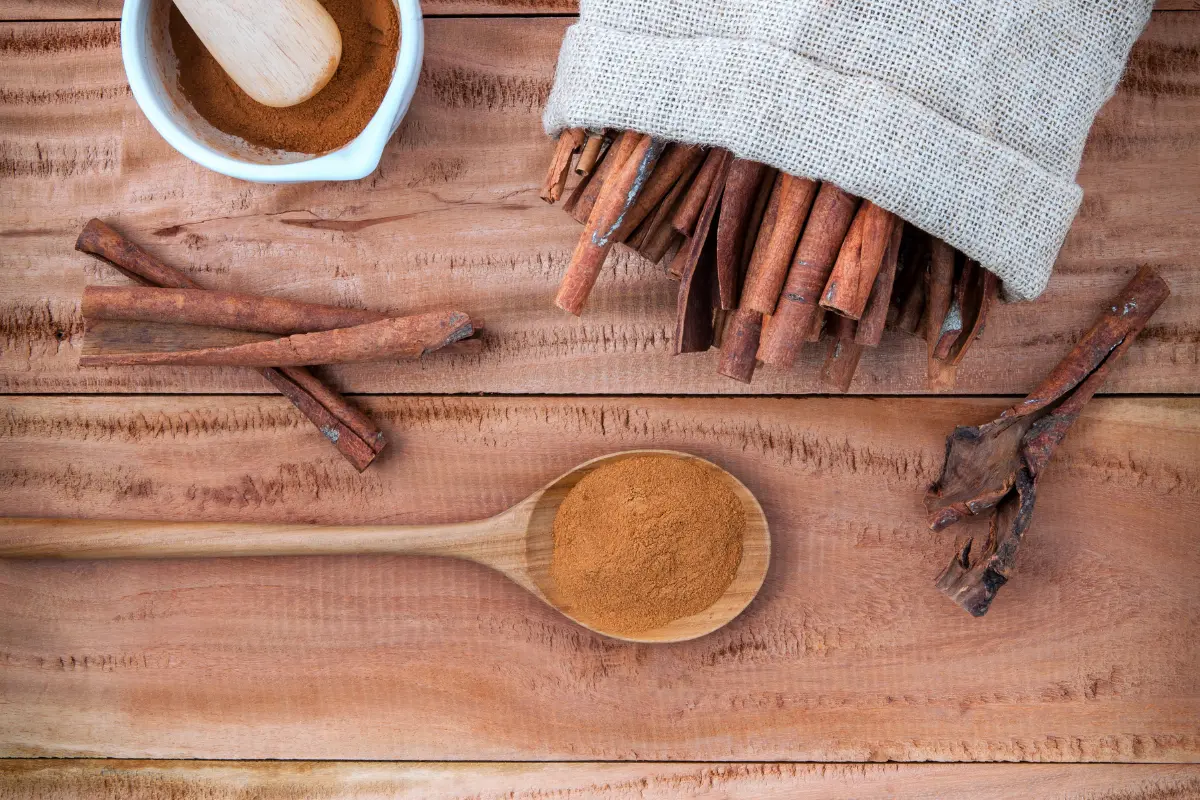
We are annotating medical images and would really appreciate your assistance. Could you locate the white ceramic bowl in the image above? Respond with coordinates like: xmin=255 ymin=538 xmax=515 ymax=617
xmin=121 ymin=0 xmax=423 ymax=182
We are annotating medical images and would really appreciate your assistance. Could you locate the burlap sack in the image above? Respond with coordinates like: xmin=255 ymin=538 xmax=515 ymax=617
xmin=544 ymin=0 xmax=1153 ymax=301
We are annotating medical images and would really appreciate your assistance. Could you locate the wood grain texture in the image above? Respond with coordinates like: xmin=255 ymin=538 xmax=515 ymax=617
xmin=1 ymin=394 xmax=1196 ymax=760
xmin=0 ymin=0 xmax=1191 ymax=19
xmin=2 ymin=761 xmax=1199 ymax=800
xmin=0 ymin=15 xmax=1198 ymax=395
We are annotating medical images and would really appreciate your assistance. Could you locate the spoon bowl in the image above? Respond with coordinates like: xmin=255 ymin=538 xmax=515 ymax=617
xmin=0 ymin=450 xmax=770 ymax=643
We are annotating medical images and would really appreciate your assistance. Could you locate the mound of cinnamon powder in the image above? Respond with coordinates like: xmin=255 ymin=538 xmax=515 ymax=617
xmin=169 ymin=0 xmax=399 ymax=154
xmin=551 ymin=455 xmax=745 ymax=636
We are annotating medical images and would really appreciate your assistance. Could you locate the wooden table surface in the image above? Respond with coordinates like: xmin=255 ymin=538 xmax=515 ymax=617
xmin=1 ymin=2 xmax=1198 ymax=798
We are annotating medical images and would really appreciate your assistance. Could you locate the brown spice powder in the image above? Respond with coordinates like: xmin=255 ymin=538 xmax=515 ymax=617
xmin=169 ymin=0 xmax=399 ymax=154
xmin=551 ymin=455 xmax=745 ymax=636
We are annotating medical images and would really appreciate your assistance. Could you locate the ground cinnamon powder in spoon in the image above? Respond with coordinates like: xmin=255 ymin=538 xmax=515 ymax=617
xmin=551 ymin=455 xmax=745 ymax=636
xmin=169 ymin=0 xmax=399 ymax=154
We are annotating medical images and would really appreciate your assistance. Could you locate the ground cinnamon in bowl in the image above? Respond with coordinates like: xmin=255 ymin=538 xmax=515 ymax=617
xmin=550 ymin=455 xmax=745 ymax=636
xmin=169 ymin=0 xmax=399 ymax=154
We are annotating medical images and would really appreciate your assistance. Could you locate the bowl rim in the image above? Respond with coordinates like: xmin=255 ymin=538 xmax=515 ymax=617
xmin=122 ymin=0 xmax=424 ymax=183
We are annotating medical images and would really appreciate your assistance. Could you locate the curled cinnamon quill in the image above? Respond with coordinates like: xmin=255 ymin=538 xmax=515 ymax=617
xmin=926 ymin=266 xmax=1170 ymax=616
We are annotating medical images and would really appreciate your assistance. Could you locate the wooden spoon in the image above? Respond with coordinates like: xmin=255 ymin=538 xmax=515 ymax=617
xmin=174 ymin=0 xmax=343 ymax=108
xmin=0 ymin=451 xmax=769 ymax=643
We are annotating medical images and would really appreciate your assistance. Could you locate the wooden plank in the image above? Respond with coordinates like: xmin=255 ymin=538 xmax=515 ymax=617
xmin=0 ymin=0 xmax=1191 ymax=20
xmin=1 ymin=17 xmax=1198 ymax=396
xmin=0 ymin=394 xmax=1196 ymax=760
xmin=2 ymin=761 xmax=1199 ymax=799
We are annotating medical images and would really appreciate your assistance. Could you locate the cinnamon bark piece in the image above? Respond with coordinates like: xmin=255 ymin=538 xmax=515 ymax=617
xmin=928 ymin=263 xmax=1001 ymax=391
xmin=81 ymin=311 xmax=474 ymax=367
xmin=614 ymin=143 xmax=706 ymax=241
xmin=83 ymin=286 xmax=385 ymax=334
xmin=674 ymin=155 xmax=730 ymax=354
xmin=806 ymin=306 xmax=826 ymax=342
xmin=716 ymin=307 xmax=763 ymax=383
xmin=716 ymin=158 xmax=769 ymax=310
xmin=565 ymin=130 xmax=638 ymax=224
xmin=819 ymin=314 xmax=863 ymax=392
xmin=891 ymin=227 xmax=929 ymax=335
xmin=757 ymin=184 xmax=860 ymax=368
xmin=575 ymin=131 xmax=607 ymax=176
xmin=821 ymin=202 xmax=896 ymax=320
xmin=638 ymin=159 xmax=700 ymax=264
xmin=926 ymin=265 xmax=1171 ymax=616
xmin=740 ymin=166 xmax=778 ymax=272
xmin=540 ymin=127 xmax=585 ymax=204
xmin=75 ymin=218 xmax=385 ymax=471
xmin=671 ymin=147 xmax=729 ymax=237
xmin=738 ymin=173 xmax=818 ymax=315
xmin=922 ymin=237 xmax=956 ymax=346
xmin=555 ymin=134 xmax=665 ymax=315
xmin=854 ymin=219 xmax=904 ymax=346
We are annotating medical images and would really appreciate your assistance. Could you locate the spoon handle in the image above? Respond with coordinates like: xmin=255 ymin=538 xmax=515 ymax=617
xmin=0 ymin=516 xmax=510 ymax=561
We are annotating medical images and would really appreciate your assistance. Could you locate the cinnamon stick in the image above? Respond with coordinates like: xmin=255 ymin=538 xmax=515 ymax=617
xmin=821 ymin=201 xmax=895 ymax=320
xmin=671 ymin=147 xmax=729 ymax=237
xmin=854 ymin=219 xmax=904 ymax=347
xmin=575 ymin=131 xmax=606 ymax=176
xmin=75 ymin=219 xmax=386 ymax=471
xmin=566 ymin=130 xmax=638 ymax=224
xmin=555 ymin=134 xmax=665 ymax=315
xmin=668 ymin=150 xmax=731 ymax=324
xmin=926 ymin=265 xmax=1170 ymax=616
xmin=757 ymin=184 xmax=860 ymax=368
xmin=740 ymin=167 xmax=778 ymax=272
xmin=637 ymin=154 xmax=702 ymax=264
xmin=819 ymin=314 xmax=863 ymax=392
xmin=81 ymin=310 xmax=474 ymax=367
xmin=614 ymin=143 xmax=706 ymax=241
xmin=738 ymin=173 xmax=818 ymax=315
xmin=891 ymin=227 xmax=929 ymax=335
xmin=716 ymin=159 xmax=769 ymax=310
xmin=83 ymin=286 xmax=385 ymax=334
xmin=932 ymin=257 xmax=973 ymax=360
xmin=716 ymin=307 xmax=762 ymax=383
xmin=674 ymin=155 xmax=729 ymax=353
xmin=928 ymin=262 xmax=1000 ymax=391
xmin=540 ymin=127 xmax=585 ymax=204
xmin=806 ymin=306 xmax=826 ymax=342
xmin=923 ymin=237 xmax=956 ymax=346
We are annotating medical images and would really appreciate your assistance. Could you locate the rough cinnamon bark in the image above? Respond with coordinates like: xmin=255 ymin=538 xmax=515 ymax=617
xmin=540 ymin=127 xmax=585 ymax=203
xmin=614 ymin=143 xmax=706 ymax=242
xmin=821 ymin=202 xmax=895 ymax=320
xmin=83 ymin=286 xmax=385 ymax=334
xmin=81 ymin=311 xmax=474 ymax=367
xmin=671 ymin=147 xmax=729 ymax=237
xmin=819 ymin=314 xmax=863 ymax=392
xmin=928 ymin=262 xmax=1000 ymax=391
xmin=675 ymin=155 xmax=729 ymax=354
xmin=739 ymin=174 xmax=819 ymax=315
xmin=556 ymin=134 xmax=665 ymax=315
xmin=926 ymin=265 xmax=1171 ymax=616
xmin=757 ymin=184 xmax=860 ymax=368
xmin=716 ymin=159 xmax=769 ymax=310
xmin=75 ymin=218 xmax=386 ymax=471
xmin=565 ymin=130 xmax=637 ymax=224
xmin=855 ymin=219 xmax=904 ymax=346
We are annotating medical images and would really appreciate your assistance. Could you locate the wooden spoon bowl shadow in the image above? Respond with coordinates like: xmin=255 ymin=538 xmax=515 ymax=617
xmin=514 ymin=450 xmax=771 ymax=643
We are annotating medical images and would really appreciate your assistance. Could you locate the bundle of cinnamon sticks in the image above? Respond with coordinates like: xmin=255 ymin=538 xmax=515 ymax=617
xmin=75 ymin=220 xmax=475 ymax=471
xmin=542 ymin=129 xmax=999 ymax=390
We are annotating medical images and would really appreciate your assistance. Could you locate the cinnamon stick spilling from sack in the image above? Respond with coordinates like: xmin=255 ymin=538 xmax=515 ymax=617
xmin=542 ymin=129 xmax=997 ymax=389
xmin=926 ymin=266 xmax=1170 ymax=616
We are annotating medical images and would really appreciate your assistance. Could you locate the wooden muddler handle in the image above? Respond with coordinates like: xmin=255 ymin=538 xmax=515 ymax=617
xmin=75 ymin=219 xmax=386 ymax=470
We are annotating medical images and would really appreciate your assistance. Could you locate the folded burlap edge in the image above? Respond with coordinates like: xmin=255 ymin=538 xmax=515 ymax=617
xmin=543 ymin=21 xmax=1087 ymax=302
